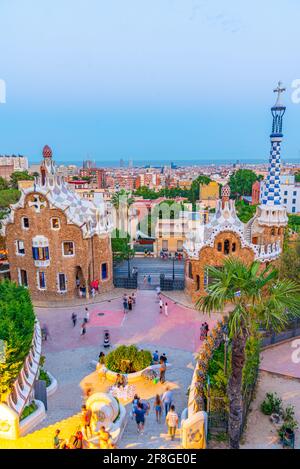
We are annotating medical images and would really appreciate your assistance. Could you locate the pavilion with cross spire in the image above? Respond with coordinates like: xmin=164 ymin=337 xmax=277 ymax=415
xmin=184 ymin=84 xmax=288 ymax=301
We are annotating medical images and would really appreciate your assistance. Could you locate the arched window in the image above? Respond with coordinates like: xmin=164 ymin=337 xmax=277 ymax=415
xmin=271 ymin=228 xmax=275 ymax=236
xmin=159 ymin=210 xmax=163 ymax=219
xmin=217 ymin=242 xmax=222 ymax=252
xmin=232 ymin=242 xmax=236 ymax=252
xmin=170 ymin=210 xmax=175 ymax=220
xmin=224 ymin=239 xmax=230 ymax=255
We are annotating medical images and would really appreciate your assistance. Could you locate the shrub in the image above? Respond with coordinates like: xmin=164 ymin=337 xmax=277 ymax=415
xmin=0 ymin=281 xmax=35 ymax=401
xmin=105 ymin=345 xmax=152 ymax=373
xmin=20 ymin=401 xmax=38 ymax=421
xmin=39 ymin=369 xmax=51 ymax=387
xmin=260 ymin=392 xmax=282 ymax=416
xmin=278 ymin=404 xmax=298 ymax=439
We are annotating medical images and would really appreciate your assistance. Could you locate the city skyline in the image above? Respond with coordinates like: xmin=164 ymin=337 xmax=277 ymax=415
xmin=0 ymin=1 xmax=300 ymax=163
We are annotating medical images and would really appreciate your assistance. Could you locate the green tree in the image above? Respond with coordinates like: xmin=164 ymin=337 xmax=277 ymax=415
xmin=10 ymin=171 xmax=34 ymax=189
xmin=189 ymin=175 xmax=212 ymax=205
xmin=0 ymin=177 xmax=9 ymax=191
xmin=229 ymin=169 xmax=260 ymax=199
xmin=295 ymin=171 xmax=300 ymax=183
xmin=196 ymin=258 xmax=300 ymax=449
xmin=279 ymin=235 xmax=300 ymax=284
xmin=235 ymin=200 xmax=257 ymax=223
xmin=0 ymin=281 xmax=35 ymax=400
xmin=111 ymin=189 xmax=134 ymax=234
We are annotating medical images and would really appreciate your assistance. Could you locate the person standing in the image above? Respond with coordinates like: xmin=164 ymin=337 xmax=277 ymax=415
xmin=85 ymin=307 xmax=89 ymax=323
xmin=132 ymin=292 xmax=136 ymax=306
xmin=159 ymin=298 xmax=163 ymax=314
xmin=166 ymin=405 xmax=179 ymax=441
xmin=80 ymin=321 xmax=87 ymax=336
xmin=148 ymin=274 xmax=151 ymax=285
xmin=53 ymin=429 xmax=62 ymax=449
xmin=71 ymin=313 xmax=77 ymax=327
xmin=162 ymin=387 xmax=174 ymax=415
xmin=164 ymin=302 xmax=168 ymax=317
xmin=133 ymin=402 xmax=147 ymax=434
xmin=154 ymin=394 xmax=162 ymax=423
xmin=159 ymin=358 xmax=166 ymax=384
xmin=128 ymin=296 xmax=133 ymax=311
xmin=123 ymin=297 xmax=128 ymax=314
xmin=81 ymin=405 xmax=92 ymax=439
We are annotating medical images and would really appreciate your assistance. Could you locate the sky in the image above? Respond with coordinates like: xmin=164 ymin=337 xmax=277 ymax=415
xmin=0 ymin=0 xmax=299 ymax=165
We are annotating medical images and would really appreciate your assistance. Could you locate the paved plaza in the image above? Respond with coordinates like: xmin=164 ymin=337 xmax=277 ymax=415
xmin=0 ymin=289 xmax=219 ymax=449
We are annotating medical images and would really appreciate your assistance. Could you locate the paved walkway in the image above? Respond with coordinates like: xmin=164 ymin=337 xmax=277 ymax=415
xmin=260 ymin=339 xmax=300 ymax=379
xmin=0 ymin=290 xmax=220 ymax=449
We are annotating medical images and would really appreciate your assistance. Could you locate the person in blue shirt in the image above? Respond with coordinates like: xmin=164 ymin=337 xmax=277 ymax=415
xmin=134 ymin=402 xmax=147 ymax=434
xmin=152 ymin=350 xmax=159 ymax=363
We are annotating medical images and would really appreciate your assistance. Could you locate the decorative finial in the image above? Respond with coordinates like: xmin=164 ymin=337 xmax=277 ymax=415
xmin=273 ymin=81 xmax=286 ymax=107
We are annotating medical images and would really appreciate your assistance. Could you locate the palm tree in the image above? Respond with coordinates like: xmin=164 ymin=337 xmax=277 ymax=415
xmin=197 ymin=257 xmax=300 ymax=449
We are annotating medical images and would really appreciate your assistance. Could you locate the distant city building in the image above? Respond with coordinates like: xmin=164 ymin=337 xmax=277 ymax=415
xmin=83 ymin=159 xmax=95 ymax=169
xmin=0 ymin=154 xmax=28 ymax=180
xmin=79 ymin=167 xmax=106 ymax=189
xmin=199 ymin=181 xmax=220 ymax=208
xmin=254 ymin=174 xmax=300 ymax=214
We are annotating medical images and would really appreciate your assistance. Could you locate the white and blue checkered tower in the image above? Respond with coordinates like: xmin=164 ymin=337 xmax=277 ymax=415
xmin=262 ymin=82 xmax=286 ymax=206
xmin=255 ymin=83 xmax=288 ymax=238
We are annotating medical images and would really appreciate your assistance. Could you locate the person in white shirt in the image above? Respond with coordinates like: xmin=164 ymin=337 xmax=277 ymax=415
xmin=164 ymin=302 xmax=168 ymax=316
xmin=166 ymin=404 xmax=179 ymax=440
xmin=159 ymin=298 xmax=163 ymax=314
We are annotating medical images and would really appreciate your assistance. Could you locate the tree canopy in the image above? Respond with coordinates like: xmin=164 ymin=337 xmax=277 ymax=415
xmin=111 ymin=228 xmax=135 ymax=262
xmin=229 ymin=169 xmax=261 ymax=199
xmin=10 ymin=170 xmax=34 ymax=189
xmin=0 ymin=281 xmax=35 ymax=401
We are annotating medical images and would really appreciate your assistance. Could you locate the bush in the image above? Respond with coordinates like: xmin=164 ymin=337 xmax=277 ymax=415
xmin=260 ymin=392 xmax=282 ymax=416
xmin=0 ymin=281 xmax=35 ymax=401
xmin=39 ymin=369 xmax=51 ymax=387
xmin=105 ymin=345 xmax=152 ymax=373
xmin=20 ymin=401 xmax=38 ymax=421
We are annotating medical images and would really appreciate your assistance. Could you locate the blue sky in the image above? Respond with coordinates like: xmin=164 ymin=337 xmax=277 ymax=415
xmin=0 ymin=0 xmax=299 ymax=164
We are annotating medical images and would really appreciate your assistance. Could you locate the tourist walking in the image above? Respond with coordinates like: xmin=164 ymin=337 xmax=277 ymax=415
xmin=166 ymin=405 xmax=179 ymax=441
xmin=131 ymin=394 xmax=140 ymax=420
xmin=41 ymin=323 xmax=50 ymax=341
xmin=159 ymin=298 xmax=163 ymax=314
xmin=103 ymin=330 xmax=111 ymax=348
xmin=164 ymin=302 xmax=168 ymax=316
xmin=204 ymin=321 xmax=209 ymax=337
xmin=154 ymin=394 xmax=162 ymax=423
xmin=71 ymin=312 xmax=77 ymax=327
xmin=85 ymin=307 xmax=89 ymax=323
xmin=132 ymin=292 xmax=136 ymax=305
xmin=148 ymin=274 xmax=151 ymax=285
xmin=53 ymin=429 xmax=62 ymax=449
xmin=159 ymin=358 xmax=166 ymax=383
xmin=128 ymin=296 xmax=133 ymax=311
xmin=152 ymin=350 xmax=159 ymax=364
xmin=81 ymin=405 xmax=92 ymax=439
xmin=133 ymin=402 xmax=147 ymax=434
xmin=80 ymin=321 xmax=87 ymax=336
xmin=162 ymin=387 xmax=174 ymax=415
xmin=123 ymin=297 xmax=128 ymax=314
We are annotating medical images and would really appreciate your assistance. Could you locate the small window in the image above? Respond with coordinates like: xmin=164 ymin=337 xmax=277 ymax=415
xmin=22 ymin=217 xmax=29 ymax=229
xmin=37 ymin=271 xmax=46 ymax=290
xmin=188 ymin=262 xmax=193 ymax=279
xmin=63 ymin=241 xmax=75 ymax=256
xmin=58 ymin=273 xmax=67 ymax=292
xmin=232 ymin=242 xmax=236 ymax=252
xmin=101 ymin=263 xmax=108 ymax=280
xmin=284 ymin=199 xmax=287 ymax=204
xmin=292 ymin=199 xmax=296 ymax=204
xmin=271 ymin=228 xmax=275 ymax=236
xmin=51 ymin=218 xmax=60 ymax=230
xmin=293 ymin=191 xmax=296 ymax=196
xmin=16 ymin=240 xmax=25 ymax=255
xmin=292 ymin=207 xmax=296 ymax=213
xmin=217 ymin=242 xmax=222 ymax=252
xmin=19 ymin=269 xmax=28 ymax=287
xmin=196 ymin=275 xmax=200 ymax=291
xmin=284 ymin=191 xmax=288 ymax=196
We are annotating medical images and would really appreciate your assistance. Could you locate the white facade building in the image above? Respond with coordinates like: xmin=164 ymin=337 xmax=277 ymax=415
xmin=260 ymin=175 xmax=300 ymax=214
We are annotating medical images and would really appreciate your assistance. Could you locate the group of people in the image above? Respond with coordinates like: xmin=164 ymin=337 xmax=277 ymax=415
xmin=71 ymin=307 xmax=90 ymax=336
xmin=158 ymin=297 xmax=169 ymax=316
xmin=130 ymin=387 xmax=179 ymax=441
xmin=123 ymin=292 xmax=136 ymax=313
xmin=200 ymin=321 xmax=209 ymax=340
xmin=76 ymin=277 xmax=100 ymax=299
xmin=159 ymin=251 xmax=183 ymax=261
xmin=53 ymin=405 xmax=116 ymax=449
xmin=152 ymin=351 xmax=168 ymax=383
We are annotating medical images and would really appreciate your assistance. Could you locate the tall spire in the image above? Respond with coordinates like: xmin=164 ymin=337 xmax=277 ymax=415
xmin=261 ymin=82 xmax=286 ymax=206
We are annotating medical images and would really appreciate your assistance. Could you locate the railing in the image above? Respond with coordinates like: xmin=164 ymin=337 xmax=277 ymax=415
xmin=113 ymin=272 xmax=138 ymax=289
xmin=7 ymin=321 xmax=42 ymax=416
xmin=160 ymin=274 xmax=185 ymax=291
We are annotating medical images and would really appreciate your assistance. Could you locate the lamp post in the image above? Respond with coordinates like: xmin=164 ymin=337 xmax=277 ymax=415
xmin=127 ymin=242 xmax=133 ymax=279
xmin=172 ymin=254 xmax=175 ymax=281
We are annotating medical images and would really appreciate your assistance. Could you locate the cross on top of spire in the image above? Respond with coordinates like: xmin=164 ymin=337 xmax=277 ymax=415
xmin=273 ymin=81 xmax=286 ymax=107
